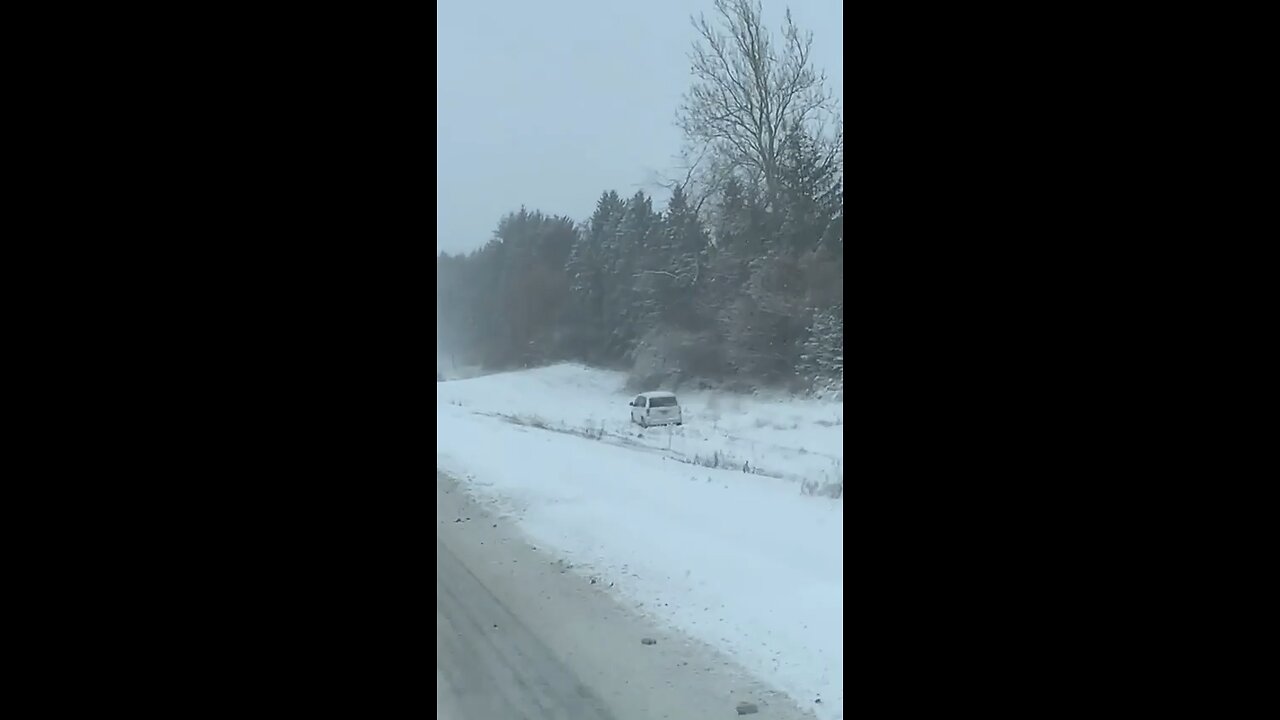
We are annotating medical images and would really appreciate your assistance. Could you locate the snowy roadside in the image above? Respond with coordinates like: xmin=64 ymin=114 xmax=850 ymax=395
xmin=438 ymin=471 xmax=820 ymax=720
xmin=437 ymin=370 xmax=845 ymax=720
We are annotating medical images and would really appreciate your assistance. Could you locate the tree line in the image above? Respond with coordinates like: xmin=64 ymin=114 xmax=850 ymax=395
xmin=437 ymin=0 xmax=843 ymax=396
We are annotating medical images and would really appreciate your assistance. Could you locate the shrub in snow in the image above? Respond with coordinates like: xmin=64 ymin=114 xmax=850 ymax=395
xmin=689 ymin=450 xmax=725 ymax=470
xmin=801 ymin=479 xmax=844 ymax=499
xmin=630 ymin=327 xmax=723 ymax=391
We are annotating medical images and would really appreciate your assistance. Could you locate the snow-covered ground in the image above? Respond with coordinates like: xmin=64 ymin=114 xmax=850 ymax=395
xmin=436 ymin=364 xmax=844 ymax=719
xmin=437 ymin=363 xmax=844 ymax=495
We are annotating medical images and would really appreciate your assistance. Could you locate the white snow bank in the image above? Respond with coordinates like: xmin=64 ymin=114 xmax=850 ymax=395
xmin=437 ymin=364 xmax=844 ymax=719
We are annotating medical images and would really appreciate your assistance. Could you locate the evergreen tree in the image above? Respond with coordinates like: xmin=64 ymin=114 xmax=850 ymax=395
xmin=565 ymin=191 xmax=625 ymax=362
xmin=800 ymin=304 xmax=843 ymax=396
xmin=602 ymin=191 xmax=657 ymax=362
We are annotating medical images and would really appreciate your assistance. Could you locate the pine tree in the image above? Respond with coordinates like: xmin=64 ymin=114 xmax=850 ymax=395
xmin=662 ymin=185 xmax=708 ymax=325
xmin=776 ymin=121 xmax=842 ymax=257
xmin=565 ymin=191 xmax=626 ymax=361
xmin=602 ymin=191 xmax=657 ymax=362
xmin=800 ymin=304 xmax=843 ymax=396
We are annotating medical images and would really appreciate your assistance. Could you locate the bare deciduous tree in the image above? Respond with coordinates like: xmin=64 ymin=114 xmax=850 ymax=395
xmin=677 ymin=0 xmax=834 ymax=207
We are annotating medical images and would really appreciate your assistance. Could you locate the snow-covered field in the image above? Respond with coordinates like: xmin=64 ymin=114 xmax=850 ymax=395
xmin=436 ymin=364 xmax=844 ymax=719
xmin=437 ymin=363 xmax=844 ymax=495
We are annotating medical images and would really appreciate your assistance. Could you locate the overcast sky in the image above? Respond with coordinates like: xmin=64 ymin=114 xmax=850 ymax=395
xmin=436 ymin=0 xmax=843 ymax=256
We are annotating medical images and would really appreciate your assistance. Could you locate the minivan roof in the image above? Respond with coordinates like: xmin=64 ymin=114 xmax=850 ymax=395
xmin=639 ymin=391 xmax=676 ymax=398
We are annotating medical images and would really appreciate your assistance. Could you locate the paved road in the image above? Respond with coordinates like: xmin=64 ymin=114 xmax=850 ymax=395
xmin=436 ymin=536 xmax=616 ymax=719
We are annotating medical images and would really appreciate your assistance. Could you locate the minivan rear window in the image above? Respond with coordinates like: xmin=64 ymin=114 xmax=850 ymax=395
xmin=649 ymin=396 xmax=678 ymax=407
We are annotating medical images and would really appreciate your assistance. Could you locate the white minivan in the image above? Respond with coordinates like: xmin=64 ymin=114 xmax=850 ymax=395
xmin=630 ymin=391 xmax=683 ymax=427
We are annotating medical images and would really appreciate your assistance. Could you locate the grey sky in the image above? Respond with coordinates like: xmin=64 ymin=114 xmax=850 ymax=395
xmin=436 ymin=0 xmax=844 ymax=257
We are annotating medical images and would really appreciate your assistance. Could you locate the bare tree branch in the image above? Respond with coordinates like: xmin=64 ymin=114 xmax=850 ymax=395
xmin=676 ymin=0 xmax=836 ymax=209
xmin=634 ymin=270 xmax=681 ymax=280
